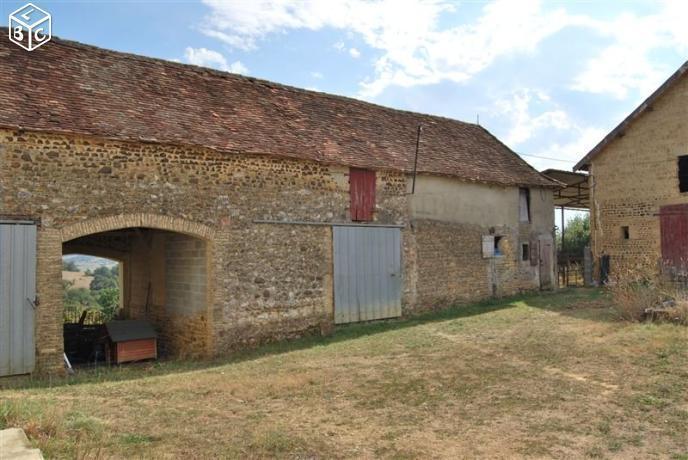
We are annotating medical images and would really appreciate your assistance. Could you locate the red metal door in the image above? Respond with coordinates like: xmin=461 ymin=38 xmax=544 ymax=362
xmin=659 ymin=204 xmax=688 ymax=271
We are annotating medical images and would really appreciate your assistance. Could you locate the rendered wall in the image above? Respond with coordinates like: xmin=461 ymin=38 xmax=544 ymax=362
xmin=407 ymin=175 xmax=554 ymax=311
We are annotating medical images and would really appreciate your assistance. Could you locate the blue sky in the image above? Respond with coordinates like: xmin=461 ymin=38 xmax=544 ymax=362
xmin=2 ymin=0 xmax=687 ymax=224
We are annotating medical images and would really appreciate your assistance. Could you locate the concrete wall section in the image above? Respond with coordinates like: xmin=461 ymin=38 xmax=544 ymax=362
xmin=409 ymin=175 xmax=553 ymax=229
xmin=164 ymin=234 xmax=207 ymax=316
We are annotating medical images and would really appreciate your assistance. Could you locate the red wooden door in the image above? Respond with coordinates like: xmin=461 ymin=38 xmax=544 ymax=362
xmin=349 ymin=168 xmax=376 ymax=221
xmin=659 ymin=204 xmax=688 ymax=271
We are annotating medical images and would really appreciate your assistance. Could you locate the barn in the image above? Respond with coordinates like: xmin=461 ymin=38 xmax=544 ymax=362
xmin=0 ymin=31 xmax=558 ymax=376
xmin=574 ymin=60 xmax=688 ymax=282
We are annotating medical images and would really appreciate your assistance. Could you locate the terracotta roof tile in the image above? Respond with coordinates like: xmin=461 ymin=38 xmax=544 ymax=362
xmin=0 ymin=30 xmax=556 ymax=188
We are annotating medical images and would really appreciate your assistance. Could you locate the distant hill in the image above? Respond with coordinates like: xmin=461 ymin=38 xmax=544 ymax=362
xmin=63 ymin=254 xmax=118 ymax=272
xmin=62 ymin=270 xmax=94 ymax=289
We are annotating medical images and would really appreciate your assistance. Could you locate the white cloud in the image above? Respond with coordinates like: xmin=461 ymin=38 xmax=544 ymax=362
xmin=183 ymin=47 xmax=249 ymax=74
xmin=489 ymin=87 xmax=607 ymax=171
xmin=527 ymin=126 xmax=607 ymax=171
xmin=199 ymin=0 xmax=687 ymax=99
xmin=349 ymin=47 xmax=361 ymax=58
xmin=571 ymin=1 xmax=688 ymax=99
xmin=311 ymin=71 xmax=324 ymax=79
xmin=227 ymin=61 xmax=249 ymax=74
xmin=494 ymin=89 xmax=572 ymax=147
xmin=200 ymin=0 xmax=580 ymax=97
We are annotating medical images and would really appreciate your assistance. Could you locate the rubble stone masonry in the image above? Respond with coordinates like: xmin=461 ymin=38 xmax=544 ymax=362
xmin=589 ymin=74 xmax=688 ymax=278
xmin=0 ymin=128 xmax=553 ymax=374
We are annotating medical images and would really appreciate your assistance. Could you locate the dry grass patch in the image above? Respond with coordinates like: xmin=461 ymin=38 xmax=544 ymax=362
xmin=1 ymin=288 xmax=687 ymax=458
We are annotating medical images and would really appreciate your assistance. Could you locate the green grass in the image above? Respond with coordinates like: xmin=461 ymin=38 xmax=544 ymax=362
xmin=1 ymin=288 xmax=686 ymax=458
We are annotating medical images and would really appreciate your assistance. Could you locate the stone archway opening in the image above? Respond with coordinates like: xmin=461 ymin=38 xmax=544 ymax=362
xmin=61 ymin=226 xmax=211 ymax=364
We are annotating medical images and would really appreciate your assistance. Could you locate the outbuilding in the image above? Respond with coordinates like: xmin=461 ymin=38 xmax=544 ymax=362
xmin=574 ymin=60 xmax=688 ymax=282
xmin=0 ymin=31 xmax=558 ymax=376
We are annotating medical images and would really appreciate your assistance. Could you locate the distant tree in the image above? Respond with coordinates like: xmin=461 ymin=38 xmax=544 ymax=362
xmin=63 ymin=287 xmax=95 ymax=312
xmin=90 ymin=265 xmax=119 ymax=291
xmin=96 ymin=288 xmax=120 ymax=321
xmin=62 ymin=259 xmax=79 ymax=272
xmin=556 ymin=214 xmax=590 ymax=255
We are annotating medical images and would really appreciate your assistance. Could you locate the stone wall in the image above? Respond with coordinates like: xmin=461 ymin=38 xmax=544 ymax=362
xmin=589 ymin=74 xmax=688 ymax=278
xmin=0 ymin=129 xmax=407 ymax=373
xmin=405 ymin=175 xmax=554 ymax=312
xmin=407 ymin=220 xmax=545 ymax=314
xmin=0 ymin=128 xmax=553 ymax=374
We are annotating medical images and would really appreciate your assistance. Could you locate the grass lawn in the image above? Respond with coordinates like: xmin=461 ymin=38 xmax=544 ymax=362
xmin=1 ymin=288 xmax=687 ymax=459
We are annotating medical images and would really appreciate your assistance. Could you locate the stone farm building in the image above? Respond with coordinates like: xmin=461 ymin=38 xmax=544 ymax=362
xmin=0 ymin=32 xmax=558 ymax=375
xmin=575 ymin=60 xmax=688 ymax=282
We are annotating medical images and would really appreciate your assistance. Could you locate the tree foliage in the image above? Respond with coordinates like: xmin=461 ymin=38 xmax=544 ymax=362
xmin=62 ymin=259 xmax=79 ymax=272
xmin=96 ymin=288 xmax=120 ymax=320
xmin=62 ymin=259 xmax=121 ymax=322
xmin=556 ymin=214 xmax=590 ymax=255
xmin=90 ymin=266 xmax=119 ymax=291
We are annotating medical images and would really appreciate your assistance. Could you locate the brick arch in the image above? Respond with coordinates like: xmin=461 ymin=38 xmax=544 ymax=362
xmin=60 ymin=213 xmax=216 ymax=243
xmin=59 ymin=213 xmax=217 ymax=359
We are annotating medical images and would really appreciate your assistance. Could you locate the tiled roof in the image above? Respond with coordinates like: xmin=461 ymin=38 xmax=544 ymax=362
xmin=0 ymin=30 xmax=556 ymax=188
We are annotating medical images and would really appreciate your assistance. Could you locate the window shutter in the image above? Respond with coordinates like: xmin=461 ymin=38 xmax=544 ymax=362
xmin=530 ymin=239 xmax=539 ymax=266
xmin=679 ymin=155 xmax=688 ymax=193
xmin=482 ymin=235 xmax=495 ymax=258
xmin=350 ymin=168 xmax=376 ymax=221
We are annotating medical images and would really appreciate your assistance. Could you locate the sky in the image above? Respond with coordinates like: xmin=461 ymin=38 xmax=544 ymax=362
xmin=2 ymin=0 xmax=687 ymax=225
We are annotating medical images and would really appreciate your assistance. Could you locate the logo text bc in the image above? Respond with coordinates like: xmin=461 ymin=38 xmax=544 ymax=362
xmin=9 ymin=3 xmax=52 ymax=51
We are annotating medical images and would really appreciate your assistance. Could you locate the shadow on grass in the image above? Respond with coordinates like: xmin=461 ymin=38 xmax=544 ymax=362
xmin=523 ymin=287 xmax=618 ymax=322
xmin=0 ymin=289 xmax=607 ymax=390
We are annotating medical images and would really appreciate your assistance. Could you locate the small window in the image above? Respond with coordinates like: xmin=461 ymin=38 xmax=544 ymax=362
xmin=519 ymin=188 xmax=531 ymax=223
xmin=521 ymin=243 xmax=530 ymax=261
xmin=494 ymin=236 xmax=504 ymax=256
xmin=621 ymin=226 xmax=630 ymax=240
xmin=679 ymin=155 xmax=688 ymax=193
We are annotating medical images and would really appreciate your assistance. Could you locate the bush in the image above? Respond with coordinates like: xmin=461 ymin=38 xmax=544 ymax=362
xmin=610 ymin=278 xmax=661 ymax=322
xmin=609 ymin=264 xmax=688 ymax=324
xmin=664 ymin=300 xmax=688 ymax=325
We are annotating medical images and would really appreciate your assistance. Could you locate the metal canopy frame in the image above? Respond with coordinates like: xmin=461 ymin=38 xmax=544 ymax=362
xmin=541 ymin=169 xmax=590 ymax=210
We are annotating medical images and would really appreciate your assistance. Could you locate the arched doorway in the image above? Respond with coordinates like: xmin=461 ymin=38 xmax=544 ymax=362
xmin=59 ymin=215 xmax=215 ymax=363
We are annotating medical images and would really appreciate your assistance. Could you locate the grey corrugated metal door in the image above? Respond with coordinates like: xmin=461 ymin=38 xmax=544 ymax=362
xmin=0 ymin=224 xmax=37 ymax=376
xmin=333 ymin=226 xmax=402 ymax=324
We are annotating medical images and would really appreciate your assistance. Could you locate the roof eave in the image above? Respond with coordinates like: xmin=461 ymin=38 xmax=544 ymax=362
xmin=573 ymin=60 xmax=688 ymax=172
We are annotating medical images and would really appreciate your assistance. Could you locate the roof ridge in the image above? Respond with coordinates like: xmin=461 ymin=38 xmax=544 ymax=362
xmin=475 ymin=124 xmax=555 ymax=185
xmin=0 ymin=27 xmax=483 ymax=130
xmin=0 ymin=27 xmax=558 ymax=188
